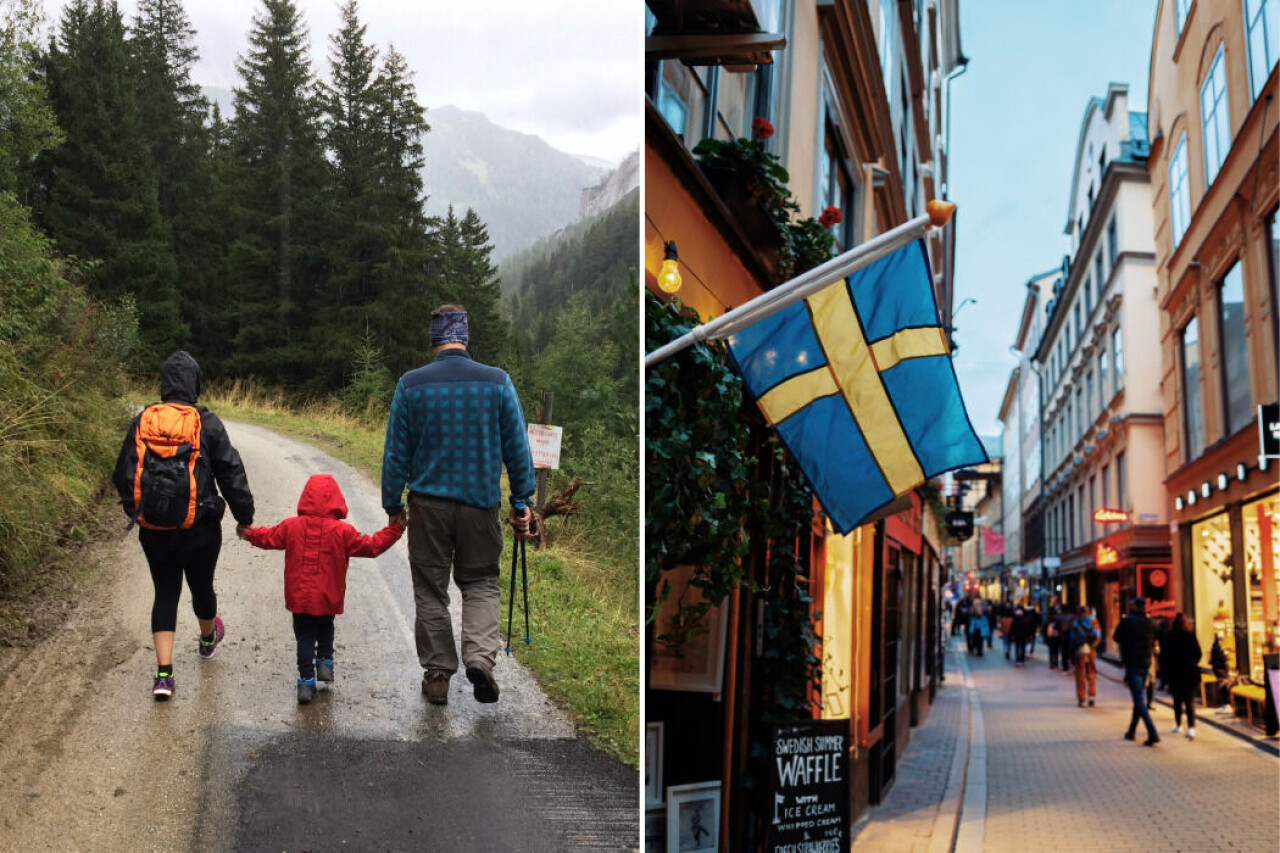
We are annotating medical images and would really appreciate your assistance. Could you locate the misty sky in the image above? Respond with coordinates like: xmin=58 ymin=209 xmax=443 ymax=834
xmin=44 ymin=0 xmax=641 ymax=163
xmin=948 ymin=1 xmax=1156 ymax=436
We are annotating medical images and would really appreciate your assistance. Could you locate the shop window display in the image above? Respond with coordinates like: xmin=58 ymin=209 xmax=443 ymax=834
xmin=1192 ymin=512 xmax=1235 ymax=668
xmin=1243 ymin=495 xmax=1280 ymax=682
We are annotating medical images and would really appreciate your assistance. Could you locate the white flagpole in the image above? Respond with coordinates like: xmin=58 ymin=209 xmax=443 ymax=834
xmin=645 ymin=200 xmax=955 ymax=368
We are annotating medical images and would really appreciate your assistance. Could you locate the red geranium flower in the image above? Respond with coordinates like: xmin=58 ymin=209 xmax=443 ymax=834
xmin=751 ymin=117 xmax=775 ymax=140
xmin=819 ymin=206 xmax=842 ymax=228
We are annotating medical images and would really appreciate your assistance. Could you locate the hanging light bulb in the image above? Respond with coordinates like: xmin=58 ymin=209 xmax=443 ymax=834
xmin=658 ymin=241 xmax=682 ymax=294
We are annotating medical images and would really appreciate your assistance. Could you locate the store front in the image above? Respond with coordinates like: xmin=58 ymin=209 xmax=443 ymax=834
xmin=1182 ymin=489 xmax=1280 ymax=680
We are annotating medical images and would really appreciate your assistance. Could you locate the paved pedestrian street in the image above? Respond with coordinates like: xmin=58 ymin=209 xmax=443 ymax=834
xmin=854 ymin=641 xmax=1280 ymax=852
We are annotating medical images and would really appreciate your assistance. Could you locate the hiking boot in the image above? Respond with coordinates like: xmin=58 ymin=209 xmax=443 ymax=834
xmin=422 ymin=671 xmax=449 ymax=706
xmin=316 ymin=658 xmax=334 ymax=683
xmin=198 ymin=616 xmax=225 ymax=659
xmin=297 ymin=677 xmax=317 ymax=705
xmin=153 ymin=672 xmax=175 ymax=701
xmin=465 ymin=661 xmax=500 ymax=704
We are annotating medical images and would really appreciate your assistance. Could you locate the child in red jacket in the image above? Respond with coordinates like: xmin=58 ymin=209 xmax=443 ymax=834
xmin=239 ymin=473 xmax=403 ymax=704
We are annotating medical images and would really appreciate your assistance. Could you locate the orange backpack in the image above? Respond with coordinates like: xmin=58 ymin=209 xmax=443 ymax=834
xmin=132 ymin=402 xmax=202 ymax=530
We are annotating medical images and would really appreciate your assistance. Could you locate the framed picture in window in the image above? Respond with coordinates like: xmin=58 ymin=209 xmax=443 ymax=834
xmin=666 ymin=781 xmax=720 ymax=853
xmin=649 ymin=565 xmax=728 ymax=696
xmin=645 ymin=722 xmax=665 ymax=807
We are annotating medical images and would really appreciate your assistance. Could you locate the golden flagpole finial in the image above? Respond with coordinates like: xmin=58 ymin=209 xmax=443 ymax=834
xmin=926 ymin=200 xmax=956 ymax=227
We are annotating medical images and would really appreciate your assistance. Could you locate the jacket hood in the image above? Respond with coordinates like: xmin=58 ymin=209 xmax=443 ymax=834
xmin=160 ymin=351 xmax=201 ymax=403
xmin=297 ymin=474 xmax=348 ymax=519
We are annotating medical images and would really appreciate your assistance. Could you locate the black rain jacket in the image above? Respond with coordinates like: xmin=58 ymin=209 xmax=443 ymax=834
xmin=113 ymin=351 xmax=254 ymax=528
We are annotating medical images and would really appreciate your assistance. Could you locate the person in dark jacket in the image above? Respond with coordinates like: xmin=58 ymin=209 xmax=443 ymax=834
xmin=1113 ymin=597 xmax=1160 ymax=745
xmin=1009 ymin=607 xmax=1032 ymax=667
xmin=242 ymin=474 xmax=402 ymax=703
xmin=113 ymin=351 xmax=255 ymax=701
xmin=1056 ymin=608 xmax=1077 ymax=673
xmin=1162 ymin=613 xmax=1202 ymax=739
xmin=1045 ymin=599 xmax=1063 ymax=669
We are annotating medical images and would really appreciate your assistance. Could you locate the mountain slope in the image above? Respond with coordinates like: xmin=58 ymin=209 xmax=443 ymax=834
xmin=422 ymin=106 xmax=607 ymax=259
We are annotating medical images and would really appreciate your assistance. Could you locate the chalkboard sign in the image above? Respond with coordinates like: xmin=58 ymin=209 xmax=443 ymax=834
xmin=767 ymin=720 xmax=849 ymax=852
xmin=946 ymin=510 xmax=974 ymax=541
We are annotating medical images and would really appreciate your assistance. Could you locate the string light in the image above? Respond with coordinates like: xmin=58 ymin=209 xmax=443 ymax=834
xmin=658 ymin=241 xmax=682 ymax=294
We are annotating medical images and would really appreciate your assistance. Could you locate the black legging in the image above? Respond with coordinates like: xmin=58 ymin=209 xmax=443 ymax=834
xmin=1172 ymin=686 xmax=1196 ymax=728
xmin=293 ymin=613 xmax=336 ymax=679
xmin=139 ymin=523 xmax=221 ymax=633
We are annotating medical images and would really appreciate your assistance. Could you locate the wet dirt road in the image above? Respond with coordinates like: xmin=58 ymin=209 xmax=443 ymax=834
xmin=0 ymin=422 xmax=637 ymax=852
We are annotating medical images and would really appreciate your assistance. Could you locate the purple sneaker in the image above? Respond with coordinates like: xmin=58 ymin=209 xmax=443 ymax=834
xmin=198 ymin=616 xmax=225 ymax=659
xmin=153 ymin=673 xmax=175 ymax=701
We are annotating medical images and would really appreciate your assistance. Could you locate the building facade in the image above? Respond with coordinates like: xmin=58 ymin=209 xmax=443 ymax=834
xmin=1035 ymin=83 xmax=1169 ymax=643
xmin=644 ymin=0 xmax=966 ymax=843
xmin=1012 ymin=270 xmax=1058 ymax=597
xmin=1147 ymin=0 xmax=1279 ymax=682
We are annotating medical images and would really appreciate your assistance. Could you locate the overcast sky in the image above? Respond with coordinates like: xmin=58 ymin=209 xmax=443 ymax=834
xmin=948 ymin=0 xmax=1156 ymax=436
xmin=44 ymin=0 xmax=641 ymax=163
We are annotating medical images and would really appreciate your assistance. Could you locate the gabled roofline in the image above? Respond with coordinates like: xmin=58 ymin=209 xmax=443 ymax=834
xmin=1063 ymin=82 xmax=1131 ymax=234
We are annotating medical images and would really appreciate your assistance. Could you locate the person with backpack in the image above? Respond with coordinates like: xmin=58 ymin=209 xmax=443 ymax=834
xmin=1162 ymin=613 xmax=1202 ymax=740
xmin=113 ymin=351 xmax=254 ymax=700
xmin=1068 ymin=606 xmax=1099 ymax=707
xmin=967 ymin=602 xmax=990 ymax=657
xmin=1055 ymin=607 xmax=1077 ymax=674
xmin=1044 ymin=598 xmax=1063 ymax=669
xmin=240 ymin=474 xmax=403 ymax=704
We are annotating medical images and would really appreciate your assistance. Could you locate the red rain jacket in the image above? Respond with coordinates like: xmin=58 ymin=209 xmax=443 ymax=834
xmin=245 ymin=474 xmax=403 ymax=616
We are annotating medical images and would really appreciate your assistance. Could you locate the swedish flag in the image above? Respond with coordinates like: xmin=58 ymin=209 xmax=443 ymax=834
xmin=726 ymin=239 xmax=987 ymax=534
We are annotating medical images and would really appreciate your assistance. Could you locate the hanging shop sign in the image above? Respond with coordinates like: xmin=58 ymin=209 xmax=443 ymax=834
xmin=1092 ymin=508 xmax=1128 ymax=524
xmin=1095 ymin=543 xmax=1119 ymax=568
xmin=1260 ymin=403 xmax=1279 ymax=459
xmin=946 ymin=510 xmax=974 ymax=541
xmin=767 ymin=720 xmax=849 ymax=853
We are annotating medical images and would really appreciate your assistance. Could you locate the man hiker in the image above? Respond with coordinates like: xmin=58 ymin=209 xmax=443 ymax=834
xmin=1114 ymin=596 xmax=1160 ymax=746
xmin=113 ymin=351 xmax=254 ymax=700
xmin=381 ymin=305 xmax=536 ymax=706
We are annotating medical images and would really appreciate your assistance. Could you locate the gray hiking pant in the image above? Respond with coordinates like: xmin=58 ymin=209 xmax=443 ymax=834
xmin=407 ymin=494 xmax=504 ymax=674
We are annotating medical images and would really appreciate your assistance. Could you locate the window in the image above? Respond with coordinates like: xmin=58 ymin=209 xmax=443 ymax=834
xmin=1176 ymin=0 xmax=1193 ymax=35
xmin=1169 ymin=134 xmax=1191 ymax=247
xmin=1099 ymin=349 xmax=1109 ymax=401
xmin=1101 ymin=463 xmax=1111 ymax=508
xmin=1074 ymin=304 xmax=1081 ymax=345
xmin=819 ymin=116 xmax=855 ymax=252
xmin=1218 ymin=263 xmax=1252 ymax=435
xmin=879 ymin=1 xmax=894 ymax=104
xmin=1112 ymin=327 xmax=1124 ymax=389
xmin=1088 ymin=475 xmax=1097 ymax=540
xmin=1076 ymin=389 xmax=1084 ymax=436
xmin=1077 ymin=486 xmax=1085 ymax=545
xmin=1085 ymin=371 xmax=1094 ymax=415
xmin=1245 ymin=0 xmax=1279 ymax=102
xmin=1116 ymin=450 xmax=1127 ymax=509
xmin=1182 ymin=316 xmax=1204 ymax=459
xmin=1201 ymin=45 xmax=1230 ymax=187
xmin=1067 ymin=493 xmax=1075 ymax=550
xmin=1085 ymin=274 xmax=1093 ymax=317
xmin=1107 ymin=216 xmax=1118 ymax=269
xmin=1094 ymin=251 xmax=1105 ymax=301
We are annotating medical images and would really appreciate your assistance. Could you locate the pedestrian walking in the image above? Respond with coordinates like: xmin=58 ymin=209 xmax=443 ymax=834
xmin=240 ymin=474 xmax=404 ymax=704
xmin=968 ymin=603 xmax=990 ymax=657
xmin=1045 ymin=598 xmax=1062 ymax=669
xmin=381 ymin=305 xmax=536 ymax=706
xmin=1114 ymin=597 xmax=1160 ymax=746
xmin=999 ymin=601 xmax=1015 ymax=660
xmin=1056 ymin=607 xmax=1077 ymax=673
xmin=1162 ymin=613 xmax=1202 ymax=740
xmin=1024 ymin=604 xmax=1040 ymax=657
xmin=1068 ymin=606 xmax=1099 ymax=707
xmin=1009 ymin=607 xmax=1032 ymax=666
xmin=113 ymin=351 xmax=255 ymax=700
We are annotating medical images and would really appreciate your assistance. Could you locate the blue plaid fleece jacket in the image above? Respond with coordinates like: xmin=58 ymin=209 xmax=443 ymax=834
xmin=381 ymin=349 xmax=536 ymax=513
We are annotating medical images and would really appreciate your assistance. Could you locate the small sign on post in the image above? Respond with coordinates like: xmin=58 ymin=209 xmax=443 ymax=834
xmin=528 ymin=424 xmax=563 ymax=470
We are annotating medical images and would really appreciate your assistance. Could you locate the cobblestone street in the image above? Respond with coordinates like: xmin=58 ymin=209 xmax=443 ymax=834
xmin=855 ymin=640 xmax=1280 ymax=851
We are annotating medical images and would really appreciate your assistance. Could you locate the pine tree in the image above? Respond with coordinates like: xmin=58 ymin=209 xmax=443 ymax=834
xmin=0 ymin=0 xmax=63 ymax=195
xmin=224 ymin=0 xmax=331 ymax=384
xmin=128 ymin=0 xmax=216 ymax=362
xmin=33 ymin=0 xmax=185 ymax=361
xmin=454 ymin=208 xmax=508 ymax=368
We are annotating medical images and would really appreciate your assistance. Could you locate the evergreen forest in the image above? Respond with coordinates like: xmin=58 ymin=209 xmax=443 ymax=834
xmin=0 ymin=0 xmax=638 ymax=599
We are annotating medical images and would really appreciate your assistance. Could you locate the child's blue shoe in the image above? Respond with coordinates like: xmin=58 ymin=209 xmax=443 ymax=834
xmin=316 ymin=658 xmax=334 ymax=683
xmin=297 ymin=677 xmax=317 ymax=704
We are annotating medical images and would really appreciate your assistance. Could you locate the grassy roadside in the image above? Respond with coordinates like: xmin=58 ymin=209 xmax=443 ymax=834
xmin=196 ymin=382 xmax=639 ymax=766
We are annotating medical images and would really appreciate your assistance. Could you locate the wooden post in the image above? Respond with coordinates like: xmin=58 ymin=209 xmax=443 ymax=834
xmin=535 ymin=390 xmax=553 ymax=510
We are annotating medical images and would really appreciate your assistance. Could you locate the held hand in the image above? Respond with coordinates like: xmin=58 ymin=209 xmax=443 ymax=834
xmin=389 ymin=510 xmax=409 ymax=528
xmin=235 ymin=524 xmax=249 ymax=541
